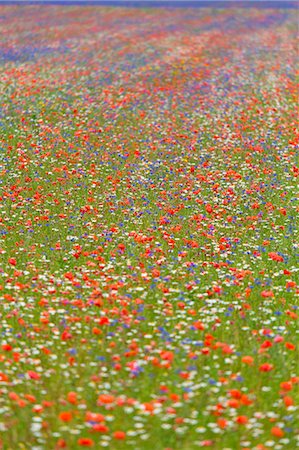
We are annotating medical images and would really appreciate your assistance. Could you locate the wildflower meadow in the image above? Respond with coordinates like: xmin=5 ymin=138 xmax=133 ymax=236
xmin=0 ymin=3 xmax=298 ymax=450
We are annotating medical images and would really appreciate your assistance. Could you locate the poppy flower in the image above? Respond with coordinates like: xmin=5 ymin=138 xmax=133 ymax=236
xmin=78 ymin=438 xmax=94 ymax=447
xmin=271 ymin=427 xmax=284 ymax=438
xmin=259 ymin=364 xmax=274 ymax=372
xmin=241 ymin=356 xmax=254 ymax=365
xmin=59 ymin=411 xmax=72 ymax=422
xmin=113 ymin=431 xmax=126 ymax=440
xmin=235 ymin=416 xmax=248 ymax=425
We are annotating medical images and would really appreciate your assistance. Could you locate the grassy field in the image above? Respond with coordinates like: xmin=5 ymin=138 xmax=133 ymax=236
xmin=0 ymin=5 xmax=298 ymax=450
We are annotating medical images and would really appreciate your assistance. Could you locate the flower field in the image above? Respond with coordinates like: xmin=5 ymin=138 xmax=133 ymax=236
xmin=0 ymin=4 xmax=298 ymax=449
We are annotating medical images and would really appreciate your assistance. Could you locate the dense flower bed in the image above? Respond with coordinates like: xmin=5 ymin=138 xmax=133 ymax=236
xmin=0 ymin=5 xmax=298 ymax=449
